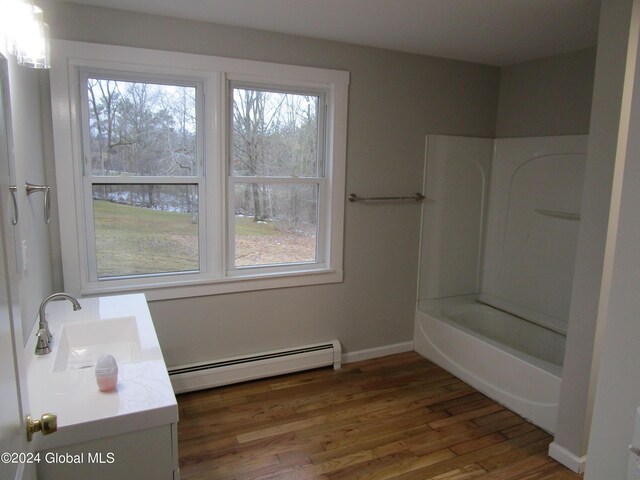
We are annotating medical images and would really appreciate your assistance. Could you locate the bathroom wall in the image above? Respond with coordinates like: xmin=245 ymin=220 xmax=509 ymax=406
xmin=496 ymin=48 xmax=596 ymax=138
xmin=0 ymin=53 xmax=56 ymax=480
xmin=585 ymin=2 xmax=640 ymax=475
xmin=5 ymin=57 xmax=55 ymax=344
xmin=551 ymin=0 xmax=633 ymax=469
xmin=39 ymin=1 xmax=500 ymax=366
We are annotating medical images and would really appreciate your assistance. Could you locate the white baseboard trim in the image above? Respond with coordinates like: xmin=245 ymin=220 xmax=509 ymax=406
xmin=342 ymin=341 xmax=414 ymax=364
xmin=548 ymin=441 xmax=587 ymax=474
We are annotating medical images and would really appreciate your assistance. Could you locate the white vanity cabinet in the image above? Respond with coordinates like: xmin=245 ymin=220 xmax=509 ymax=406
xmin=24 ymin=294 xmax=179 ymax=480
xmin=37 ymin=424 xmax=179 ymax=480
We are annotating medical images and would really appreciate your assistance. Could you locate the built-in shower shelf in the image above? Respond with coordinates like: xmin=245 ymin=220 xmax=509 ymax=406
xmin=534 ymin=209 xmax=581 ymax=221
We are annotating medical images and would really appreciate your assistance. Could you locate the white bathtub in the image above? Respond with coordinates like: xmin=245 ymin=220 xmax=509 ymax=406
xmin=414 ymin=296 xmax=564 ymax=433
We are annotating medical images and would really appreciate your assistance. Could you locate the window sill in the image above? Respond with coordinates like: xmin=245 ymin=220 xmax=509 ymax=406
xmin=80 ymin=268 xmax=343 ymax=301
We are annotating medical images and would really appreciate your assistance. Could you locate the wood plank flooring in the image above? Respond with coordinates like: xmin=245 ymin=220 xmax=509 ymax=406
xmin=177 ymin=352 xmax=583 ymax=480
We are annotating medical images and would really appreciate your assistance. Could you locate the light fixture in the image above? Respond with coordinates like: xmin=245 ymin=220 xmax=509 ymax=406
xmin=1 ymin=0 xmax=50 ymax=69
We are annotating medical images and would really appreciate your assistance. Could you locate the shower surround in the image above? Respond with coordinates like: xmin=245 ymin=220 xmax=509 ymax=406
xmin=414 ymin=134 xmax=587 ymax=432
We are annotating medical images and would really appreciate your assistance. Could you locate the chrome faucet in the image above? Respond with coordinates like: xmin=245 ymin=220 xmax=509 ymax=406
xmin=35 ymin=293 xmax=82 ymax=355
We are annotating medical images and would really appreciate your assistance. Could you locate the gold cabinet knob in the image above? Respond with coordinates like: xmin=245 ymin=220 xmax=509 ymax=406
xmin=26 ymin=413 xmax=57 ymax=442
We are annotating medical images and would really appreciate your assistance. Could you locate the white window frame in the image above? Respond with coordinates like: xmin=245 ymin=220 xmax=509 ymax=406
xmin=226 ymin=80 xmax=329 ymax=275
xmin=50 ymin=40 xmax=348 ymax=300
xmin=79 ymin=70 xmax=207 ymax=282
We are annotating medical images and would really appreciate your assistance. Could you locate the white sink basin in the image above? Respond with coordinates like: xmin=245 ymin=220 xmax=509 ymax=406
xmin=24 ymin=294 xmax=177 ymax=452
xmin=52 ymin=315 xmax=143 ymax=372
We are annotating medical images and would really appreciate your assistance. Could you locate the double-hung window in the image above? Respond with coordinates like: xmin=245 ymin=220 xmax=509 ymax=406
xmin=80 ymin=72 xmax=204 ymax=280
xmin=228 ymin=83 xmax=326 ymax=272
xmin=50 ymin=41 xmax=348 ymax=299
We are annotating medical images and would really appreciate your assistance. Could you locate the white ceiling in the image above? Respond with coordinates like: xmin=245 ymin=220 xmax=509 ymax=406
xmin=69 ymin=0 xmax=602 ymax=66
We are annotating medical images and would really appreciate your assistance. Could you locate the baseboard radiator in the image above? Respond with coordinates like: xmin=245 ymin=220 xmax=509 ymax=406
xmin=168 ymin=340 xmax=342 ymax=394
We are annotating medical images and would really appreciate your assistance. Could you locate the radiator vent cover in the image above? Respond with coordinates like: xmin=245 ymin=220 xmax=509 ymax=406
xmin=168 ymin=340 xmax=341 ymax=393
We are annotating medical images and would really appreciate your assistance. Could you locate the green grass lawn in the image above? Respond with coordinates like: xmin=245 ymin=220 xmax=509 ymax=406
xmin=94 ymin=200 xmax=281 ymax=277
xmin=94 ymin=200 xmax=199 ymax=277
xmin=234 ymin=215 xmax=279 ymax=236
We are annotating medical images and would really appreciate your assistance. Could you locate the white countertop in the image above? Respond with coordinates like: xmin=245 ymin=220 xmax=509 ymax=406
xmin=24 ymin=293 xmax=178 ymax=451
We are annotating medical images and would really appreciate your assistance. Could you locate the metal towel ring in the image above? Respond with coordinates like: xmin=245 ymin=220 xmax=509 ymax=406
xmin=9 ymin=185 xmax=18 ymax=225
xmin=26 ymin=182 xmax=51 ymax=224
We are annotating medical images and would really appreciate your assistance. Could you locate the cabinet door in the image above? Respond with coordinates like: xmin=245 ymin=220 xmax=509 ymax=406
xmin=37 ymin=425 xmax=176 ymax=480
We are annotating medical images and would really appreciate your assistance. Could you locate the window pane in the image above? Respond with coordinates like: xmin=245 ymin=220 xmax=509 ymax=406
xmin=231 ymin=87 xmax=320 ymax=177
xmin=87 ymin=78 xmax=197 ymax=176
xmin=234 ymin=183 xmax=318 ymax=267
xmin=92 ymin=185 xmax=199 ymax=278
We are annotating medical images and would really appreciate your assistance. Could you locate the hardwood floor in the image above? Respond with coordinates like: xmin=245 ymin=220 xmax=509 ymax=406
xmin=177 ymin=352 xmax=583 ymax=479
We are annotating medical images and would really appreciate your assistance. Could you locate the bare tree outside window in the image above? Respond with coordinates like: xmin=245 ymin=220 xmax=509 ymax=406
xmin=86 ymin=77 xmax=200 ymax=278
xmin=231 ymin=86 xmax=322 ymax=267
xmin=87 ymin=79 xmax=197 ymax=177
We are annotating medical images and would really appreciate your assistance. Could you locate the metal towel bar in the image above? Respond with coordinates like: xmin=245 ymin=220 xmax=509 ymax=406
xmin=348 ymin=192 xmax=425 ymax=203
